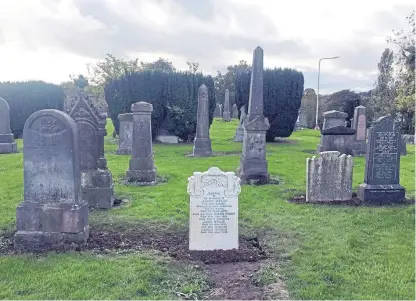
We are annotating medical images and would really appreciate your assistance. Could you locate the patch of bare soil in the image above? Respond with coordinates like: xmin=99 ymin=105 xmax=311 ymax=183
xmin=289 ymin=192 xmax=415 ymax=206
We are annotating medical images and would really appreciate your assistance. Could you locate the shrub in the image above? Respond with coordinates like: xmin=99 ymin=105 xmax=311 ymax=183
xmin=105 ymin=70 xmax=215 ymax=140
xmin=235 ymin=68 xmax=304 ymax=140
xmin=0 ymin=81 xmax=65 ymax=138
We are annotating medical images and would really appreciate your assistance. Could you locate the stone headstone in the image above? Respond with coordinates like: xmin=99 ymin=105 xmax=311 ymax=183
xmin=232 ymin=104 xmax=238 ymax=119
xmin=14 ymin=109 xmax=89 ymax=251
xmin=402 ymin=134 xmax=415 ymax=145
xmin=193 ymin=84 xmax=212 ymax=157
xmin=351 ymin=106 xmax=367 ymax=156
xmin=237 ymin=46 xmax=270 ymax=184
xmin=357 ymin=116 xmax=405 ymax=204
xmin=126 ymin=101 xmax=157 ymax=183
xmin=297 ymin=108 xmax=308 ymax=129
xmin=400 ymin=136 xmax=407 ymax=156
xmin=233 ymin=105 xmax=246 ymax=142
xmin=116 ymin=113 xmax=133 ymax=155
xmin=214 ymin=103 xmax=222 ymax=118
xmin=155 ymin=120 xmax=179 ymax=144
xmin=66 ymin=89 xmax=114 ymax=209
xmin=0 ymin=97 xmax=17 ymax=154
xmin=306 ymin=151 xmax=353 ymax=202
xmin=222 ymin=89 xmax=231 ymax=122
xmin=318 ymin=126 xmax=356 ymax=155
xmin=322 ymin=110 xmax=348 ymax=130
xmin=187 ymin=167 xmax=241 ymax=250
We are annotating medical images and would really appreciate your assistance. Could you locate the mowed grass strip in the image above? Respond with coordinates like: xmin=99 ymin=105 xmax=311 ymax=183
xmin=0 ymin=118 xmax=414 ymax=300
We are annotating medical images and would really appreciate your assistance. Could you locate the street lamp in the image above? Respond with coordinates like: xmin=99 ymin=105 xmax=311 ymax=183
xmin=315 ymin=56 xmax=340 ymax=129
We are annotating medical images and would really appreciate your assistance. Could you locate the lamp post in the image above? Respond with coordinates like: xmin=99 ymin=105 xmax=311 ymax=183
xmin=315 ymin=56 xmax=340 ymax=129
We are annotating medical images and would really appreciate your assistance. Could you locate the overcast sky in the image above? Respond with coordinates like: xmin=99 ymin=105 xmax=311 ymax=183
xmin=0 ymin=0 xmax=413 ymax=93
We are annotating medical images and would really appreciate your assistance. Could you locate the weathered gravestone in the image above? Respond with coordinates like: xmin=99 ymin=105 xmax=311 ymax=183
xmin=155 ymin=119 xmax=179 ymax=144
xmin=66 ymin=89 xmax=114 ymax=209
xmin=322 ymin=110 xmax=348 ymax=130
xmin=187 ymin=167 xmax=241 ymax=250
xmin=357 ymin=116 xmax=405 ymax=204
xmin=233 ymin=105 xmax=246 ymax=142
xmin=400 ymin=136 xmax=407 ymax=156
xmin=0 ymin=97 xmax=17 ymax=154
xmin=14 ymin=109 xmax=89 ymax=251
xmin=193 ymin=84 xmax=212 ymax=157
xmin=232 ymin=104 xmax=238 ymax=119
xmin=126 ymin=101 xmax=157 ymax=183
xmin=237 ymin=46 xmax=270 ymax=184
xmin=299 ymin=108 xmax=308 ymax=128
xmin=116 ymin=113 xmax=133 ymax=155
xmin=222 ymin=89 xmax=231 ymax=122
xmin=351 ymin=105 xmax=367 ymax=156
xmin=214 ymin=103 xmax=222 ymax=118
xmin=306 ymin=151 xmax=353 ymax=202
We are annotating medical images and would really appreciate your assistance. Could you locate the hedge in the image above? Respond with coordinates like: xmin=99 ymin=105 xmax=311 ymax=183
xmin=0 ymin=81 xmax=65 ymax=138
xmin=235 ymin=68 xmax=304 ymax=140
xmin=104 ymin=70 xmax=216 ymax=141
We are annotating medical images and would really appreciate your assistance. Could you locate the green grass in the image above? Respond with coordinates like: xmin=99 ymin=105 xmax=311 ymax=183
xmin=0 ymin=119 xmax=414 ymax=300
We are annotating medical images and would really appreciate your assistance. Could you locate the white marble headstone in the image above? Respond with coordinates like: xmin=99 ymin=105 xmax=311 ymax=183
xmin=187 ymin=167 xmax=241 ymax=250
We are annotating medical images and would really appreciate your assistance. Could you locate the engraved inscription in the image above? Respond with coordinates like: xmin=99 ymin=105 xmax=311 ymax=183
xmin=371 ymin=131 xmax=398 ymax=181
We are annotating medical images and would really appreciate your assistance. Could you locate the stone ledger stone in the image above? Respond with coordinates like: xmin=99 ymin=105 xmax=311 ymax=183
xmin=351 ymin=105 xmax=367 ymax=156
xmin=237 ymin=46 xmax=270 ymax=184
xmin=126 ymin=101 xmax=157 ymax=183
xmin=0 ymin=97 xmax=17 ymax=154
xmin=14 ymin=109 xmax=89 ymax=251
xmin=222 ymin=89 xmax=231 ymax=121
xmin=193 ymin=84 xmax=212 ymax=157
xmin=116 ymin=113 xmax=133 ymax=155
xmin=66 ymin=89 xmax=114 ymax=209
xmin=232 ymin=104 xmax=238 ymax=119
xmin=188 ymin=167 xmax=241 ymax=250
xmin=306 ymin=151 xmax=353 ymax=202
xmin=233 ymin=105 xmax=246 ymax=142
xmin=357 ymin=116 xmax=405 ymax=204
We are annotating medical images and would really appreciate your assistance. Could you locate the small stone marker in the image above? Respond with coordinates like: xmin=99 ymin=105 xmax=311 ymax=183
xmin=237 ymin=46 xmax=270 ymax=184
xmin=357 ymin=116 xmax=405 ymax=204
xmin=306 ymin=151 xmax=353 ymax=202
xmin=214 ymin=103 xmax=222 ymax=118
xmin=15 ymin=109 xmax=89 ymax=251
xmin=0 ymin=97 xmax=17 ymax=154
xmin=187 ymin=167 xmax=241 ymax=250
xmin=193 ymin=84 xmax=212 ymax=157
xmin=116 ymin=113 xmax=133 ymax=155
xmin=351 ymin=106 xmax=367 ymax=156
xmin=233 ymin=105 xmax=246 ymax=142
xmin=232 ymin=104 xmax=238 ymax=119
xmin=222 ymin=89 xmax=231 ymax=121
xmin=126 ymin=101 xmax=157 ymax=183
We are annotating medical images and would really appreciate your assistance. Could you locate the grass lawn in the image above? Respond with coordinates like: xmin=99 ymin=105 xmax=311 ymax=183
xmin=0 ymin=118 xmax=414 ymax=300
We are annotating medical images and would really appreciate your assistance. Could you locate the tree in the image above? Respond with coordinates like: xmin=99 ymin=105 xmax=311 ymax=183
xmin=300 ymin=88 xmax=317 ymax=128
xmin=141 ymin=57 xmax=176 ymax=73
xmin=324 ymin=90 xmax=361 ymax=124
xmin=369 ymin=48 xmax=397 ymax=119
xmin=186 ymin=62 xmax=200 ymax=74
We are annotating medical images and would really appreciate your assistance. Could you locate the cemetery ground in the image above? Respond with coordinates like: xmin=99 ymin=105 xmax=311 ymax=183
xmin=0 ymin=119 xmax=414 ymax=300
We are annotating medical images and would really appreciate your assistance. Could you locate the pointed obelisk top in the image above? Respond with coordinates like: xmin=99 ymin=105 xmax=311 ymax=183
xmin=248 ymin=46 xmax=264 ymax=117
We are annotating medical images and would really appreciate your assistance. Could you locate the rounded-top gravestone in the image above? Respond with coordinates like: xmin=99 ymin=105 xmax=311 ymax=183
xmin=0 ymin=97 xmax=17 ymax=153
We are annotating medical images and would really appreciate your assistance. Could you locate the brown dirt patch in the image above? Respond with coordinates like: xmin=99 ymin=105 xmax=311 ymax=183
xmin=289 ymin=193 xmax=415 ymax=206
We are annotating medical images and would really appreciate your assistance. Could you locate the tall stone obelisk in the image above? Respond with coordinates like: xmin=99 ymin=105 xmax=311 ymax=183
xmin=193 ymin=84 xmax=212 ymax=157
xmin=222 ymin=89 xmax=231 ymax=122
xmin=237 ymin=46 xmax=270 ymax=184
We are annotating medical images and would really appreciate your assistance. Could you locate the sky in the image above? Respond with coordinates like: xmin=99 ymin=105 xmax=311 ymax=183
xmin=0 ymin=0 xmax=414 ymax=94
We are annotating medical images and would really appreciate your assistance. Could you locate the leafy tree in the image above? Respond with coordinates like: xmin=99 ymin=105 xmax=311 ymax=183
xmin=323 ymin=89 xmax=361 ymax=125
xmin=186 ymin=62 xmax=200 ymax=74
xmin=141 ymin=57 xmax=176 ymax=73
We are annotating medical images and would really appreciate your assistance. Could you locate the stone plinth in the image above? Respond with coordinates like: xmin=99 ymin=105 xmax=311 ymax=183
xmin=126 ymin=102 xmax=157 ymax=183
xmin=318 ymin=126 xmax=356 ymax=155
xmin=14 ymin=109 xmax=89 ymax=251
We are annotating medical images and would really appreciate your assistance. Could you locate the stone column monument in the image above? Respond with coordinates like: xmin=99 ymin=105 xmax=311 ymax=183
xmin=126 ymin=101 xmax=157 ymax=183
xmin=237 ymin=46 xmax=270 ymax=184
xmin=0 ymin=97 xmax=17 ymax=154
xmin=66 ymin=89 xmax=114 ymax=209
xmin=193 ymin=84 xmax=212 ymax=157
xmin=222 ymin=89 xmax=231 ymax=122
xmin=116 ymin=113 xmax=133 ymax=155
xmin=357 ymin=116 xmax=405 ymax=204
xmin=351 ymin=105 xmax=367 ymax=156
xmin=233 ymin=105 xmax=246 ymax=142
xmin=15 ymin=109 xmax=89 ymax=251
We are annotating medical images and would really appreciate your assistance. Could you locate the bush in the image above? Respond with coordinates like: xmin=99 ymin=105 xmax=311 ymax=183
xmin=235 ymin=68 xmax=304 ymax=140
xmin=0 ymin=81 xmax=65 ymax=138
xmin=105 ymin=70 xmax=216 ymax=141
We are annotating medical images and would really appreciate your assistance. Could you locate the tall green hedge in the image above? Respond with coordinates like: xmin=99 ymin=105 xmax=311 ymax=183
xmin=0 ymin=81 xmax=65 ymax=138
xmin=235 ymin=68 xmax=304 ymax=140
xmin=105 ymin=70 xmax=216 ymax=140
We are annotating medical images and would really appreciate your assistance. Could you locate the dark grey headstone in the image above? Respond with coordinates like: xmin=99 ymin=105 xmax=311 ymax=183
xmin=66 ymin=89 xmax=114 ymax=209
xmin=237 ymin=46 xmax=270 ymax=184
xmin=222 ymin=89 xmax=231 ymax=121
xmin=0 ymin=97 xmax=17 ymax=154
xmin=193 ymin=84 xmax=212 ymax=157
xmin=117 ymin=113 xmax=133 ymax=155
xmin=126 ymin=101 xmax=157 ymax=183
xmin=14 ymin=109 xmax=89 ymax=251
xmin=357 ymin=116 xmax=405 ymax=204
